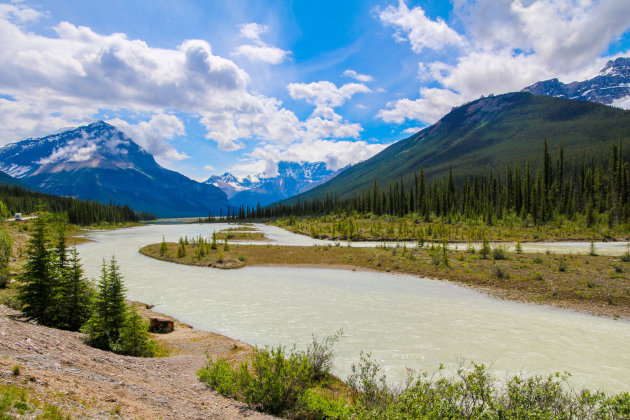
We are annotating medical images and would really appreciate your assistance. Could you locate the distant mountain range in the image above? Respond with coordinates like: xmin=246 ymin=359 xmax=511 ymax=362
xmin=205 ymin=161 xmax=343 ymax=208
xmin=294 ymin=92 xmax=630 ymax=202
xmin=522 ymin=57 xmax=630 ymax=109
xmin=0 ymin=122 xmax=227 ymax=218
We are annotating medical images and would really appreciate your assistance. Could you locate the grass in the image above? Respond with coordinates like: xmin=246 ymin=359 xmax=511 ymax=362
xmin=269 ymin=213 xmax=630 ymax=242
xmin=140 ymin=241 xmax=630 ymax=319
xmin=0 ymin=384 xmax=71 ymax=419
xmin=214 ymin=230 xmax=267 ymax=241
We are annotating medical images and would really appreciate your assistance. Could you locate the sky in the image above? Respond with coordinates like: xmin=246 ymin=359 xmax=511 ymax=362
xmin=0 ymin=0 xmax=629 ymax=181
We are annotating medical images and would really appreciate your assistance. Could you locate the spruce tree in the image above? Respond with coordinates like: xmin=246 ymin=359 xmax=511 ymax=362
xmin=115 ymin=305 xmax=156 ymax=357
xmin=18 ymin=213 xmax=57 ymax=326
xmin=82 ymin=257 xmax=128 ymax=350
xmin=58 ymin=247 xmax=94 ymax=331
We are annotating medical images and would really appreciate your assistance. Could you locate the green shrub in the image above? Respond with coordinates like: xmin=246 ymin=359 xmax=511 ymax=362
xmin=307 ymin=329 xmax=344 ymax=381
xmin=296 ymin=388 xmax=353 ymax=420
xmin=197 ymin=358 xmax=239 ymax=398
xmin=243 ymin=345 xmax=312 ymax=416
xmin=558 ymin=260 xmax=567 ymax=272
xmin=493 ymin=264 xmax=509 ymax=279
xmin=492 ymin=246 xmax=508 ymax=260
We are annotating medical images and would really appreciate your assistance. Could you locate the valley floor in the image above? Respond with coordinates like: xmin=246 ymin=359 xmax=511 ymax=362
xmin=0 ymin=304 xmax=275 ymax=419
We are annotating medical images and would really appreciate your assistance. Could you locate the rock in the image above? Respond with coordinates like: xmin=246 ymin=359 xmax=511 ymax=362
xmin=149 ymin=317 xmax=174 ymax=333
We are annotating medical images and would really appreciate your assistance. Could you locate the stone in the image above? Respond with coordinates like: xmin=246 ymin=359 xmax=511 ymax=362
xmin=149 ymin=317 xmax=174 ymax=333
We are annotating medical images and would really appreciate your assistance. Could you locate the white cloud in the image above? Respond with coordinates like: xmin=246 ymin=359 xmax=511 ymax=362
xmin=0 ymin=8 xmax=367 ymax=156
xmin=378 ymin=87 xmax=462 ymax=124
xmin=402 ymin=127 xmax=423 ymax=134
xmin=288 ymin=81 xmax=371 ymax=107
xmin=238 ymin=23 xmax=268 ymax=42
xmin=232 ymin=22 xmax=290 ymax=64
xmin=108 ymin=113 xmax=188 ymax=162
xmin=379 ymin=0 xmax=465 ymax=53
xmin=378 ymin=0 xmax=630 ymax=125
xmin=342 ymin=69 xmax=374 ymax=83
xmin=203 ymin=164 xmax=215 ymax=171
xmin=232 ymin=138 xmax=389 ymax=177
xmin=233 ymin=44 xmax=290 ymax=64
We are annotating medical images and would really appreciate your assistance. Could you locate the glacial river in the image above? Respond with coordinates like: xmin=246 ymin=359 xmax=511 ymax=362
xmin=76 ymin=223 xmax=630 ymax=393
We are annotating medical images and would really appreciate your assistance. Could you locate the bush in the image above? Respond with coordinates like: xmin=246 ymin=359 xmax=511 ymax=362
xmin=493 ymin=264 xmax=509 ymax=279
xmin=307 ymin=329 xmax=344 ymax=381
xmin=197 ymin=358 xmax=239 ymax=398
xmin=199 ymin=344 xmax=313 ymax=417
xmin=296 ymin=388 xmax=353 ymax=420
xmin=558 ymin=260 xmax=567 ymax=272
xmin=492 ymin=246 xmax=508 ymax=260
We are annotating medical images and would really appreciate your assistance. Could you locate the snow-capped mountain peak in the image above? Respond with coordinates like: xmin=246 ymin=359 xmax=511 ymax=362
xmin=522 ymin=57 xmax=630 ymax=109
xmin=204 ymin=161 xmax=345 ymax=205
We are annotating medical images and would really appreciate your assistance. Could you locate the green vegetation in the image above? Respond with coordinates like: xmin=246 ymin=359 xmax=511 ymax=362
xmin=0 ymin=384 xmax=71 ymax=419
xmin=0 ymin=229 xmax=11 ymax=288
xmin=18 ymin=213 xmax=94 ymax=329
xmin=292 ymin=93 xmax=630 ymax=203
xmin=82 ymin=257 xmax=156 ymax=357
xmin=0 ymin=184 xmax=155 ymax=225
xmin=14 ymin=212 xmax=156 ymax=356
xmin=198 ymin=332 xmax=350 ymax=418
xmin=199 ymin=335 xmax=630 ymax=419
xmin=244 ymin=142 xmax=630 ymax=244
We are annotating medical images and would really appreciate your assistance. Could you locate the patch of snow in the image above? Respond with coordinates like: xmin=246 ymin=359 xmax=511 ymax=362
xmin=1 ymin=163 xmax=31 ymax=178
xmin=611 ymin=95 xmax=630 ymax=110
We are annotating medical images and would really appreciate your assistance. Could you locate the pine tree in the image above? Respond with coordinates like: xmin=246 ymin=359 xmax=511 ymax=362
xmin=18 ymin=212 xmax=57 ymax=326
xmin=58 ymin=247 xmax=94 ymax=331
xmin=114 ymin=305 xmax=156 ymax=357
xmin=82 ymin=257 xmax=127 ymax=350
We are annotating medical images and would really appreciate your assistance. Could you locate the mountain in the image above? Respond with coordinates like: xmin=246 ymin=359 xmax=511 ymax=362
xmin=292 ymin=92 xmax=630 ymax=202
xmin=0 ymin=121 xmax=228 ymax=218
xmin=0 ymin=170 xmax=32 ymax=189
xmin=522 ymin=57 xmax=630 ymax=109
xmin=206 ymin=161 xmax=343 ymax=208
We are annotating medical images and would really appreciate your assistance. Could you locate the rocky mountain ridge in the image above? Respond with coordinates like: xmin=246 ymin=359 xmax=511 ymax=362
xmin=522 ymin=57 xmax=630 ymax=108
xmin=0 ymin=122 xmax=228 ymax=218
xmin=206 ymin=161 xmax=343 ymax=207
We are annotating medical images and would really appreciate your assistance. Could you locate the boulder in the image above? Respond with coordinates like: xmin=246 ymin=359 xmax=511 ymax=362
xmin=149 ymin=317 xmax=174 ymax=333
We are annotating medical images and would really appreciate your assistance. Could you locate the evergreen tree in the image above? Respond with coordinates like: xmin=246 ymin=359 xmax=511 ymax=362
xmin=114 ymin=305 xmax=156 ymax=357
xmin=82 ymin=257 xmax=128 ymax=350
xmin=18 ymin=213 xmax=57 ymax=326
xmin=58 ymin=247 xmax=94 ymax=331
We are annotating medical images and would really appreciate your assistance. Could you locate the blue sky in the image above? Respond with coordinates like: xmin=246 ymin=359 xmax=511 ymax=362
xmin=0 ymin=0 xmax=629 ymax=181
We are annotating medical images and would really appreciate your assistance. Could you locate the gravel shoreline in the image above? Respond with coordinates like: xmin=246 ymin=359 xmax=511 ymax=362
xmin=0 ymin=304 xmax=276 ymax=419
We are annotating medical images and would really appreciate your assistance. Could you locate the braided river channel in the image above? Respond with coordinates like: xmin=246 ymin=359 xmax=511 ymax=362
xmin=76 ymin=223 xmax=630 ymax=393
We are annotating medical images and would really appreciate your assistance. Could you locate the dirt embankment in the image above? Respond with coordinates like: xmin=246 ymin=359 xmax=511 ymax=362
xmin=0 ymin=304 xmax=276 ymax=419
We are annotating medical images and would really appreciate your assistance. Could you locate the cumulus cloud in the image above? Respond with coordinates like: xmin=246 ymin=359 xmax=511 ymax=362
xmin=342 ymin=69 xmax=374 ymax=83
xmin=379 ymin=0 xmax=465 ymax=53
xmin=232 ymin=138 xmax=389 ymax=177
xmin=0 ymin=7 xmax=369 ymax=159
xmin=377 ymin=0 xmax=630 ymax=125
xmin=378 ymin=87 xmax=462 ymax=124
xmin=232 ymin=22 xmax=290 ymax=64
xmin=288 ymin=81 xmax=371 ymax=107
xmin=108 ymin=113 xmax=188 ymax=162
xmin=401 ymin=126 xmax=423 ymax=135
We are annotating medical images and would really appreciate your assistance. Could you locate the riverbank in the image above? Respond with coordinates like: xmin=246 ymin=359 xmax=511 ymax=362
xmin=0 ymin=303 xmax=274 ymax=419
xmin=140 ymin=242 xmax=630 ymax=320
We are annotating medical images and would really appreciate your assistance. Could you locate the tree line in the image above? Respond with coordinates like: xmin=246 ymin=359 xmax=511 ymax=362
xmin=0 ymin=184 xmax=156 ymax=225
xmin=16 ymin=213 xmax=155 ymax=356
xmin=228 ymin=140 xmax=629 ymax=227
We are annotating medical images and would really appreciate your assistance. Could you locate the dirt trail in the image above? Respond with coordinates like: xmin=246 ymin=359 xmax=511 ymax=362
xmin=0 ymin=305 xmax=275 ymax=419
